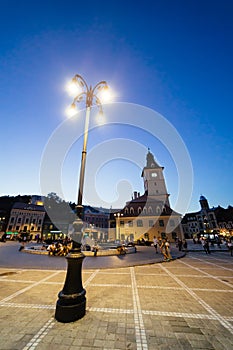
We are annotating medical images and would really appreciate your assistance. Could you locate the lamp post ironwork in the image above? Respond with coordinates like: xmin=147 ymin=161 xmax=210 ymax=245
xmin=55 ymin=74 xmax=109 ymax=323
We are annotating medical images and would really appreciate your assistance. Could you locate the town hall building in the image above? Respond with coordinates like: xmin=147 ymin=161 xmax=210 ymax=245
xmin=110 ymin=149 xmax=184 ymax=242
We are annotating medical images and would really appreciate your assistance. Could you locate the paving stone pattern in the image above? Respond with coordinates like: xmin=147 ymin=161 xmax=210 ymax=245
xmin=0 ymin=247 xmax=232 ymax=349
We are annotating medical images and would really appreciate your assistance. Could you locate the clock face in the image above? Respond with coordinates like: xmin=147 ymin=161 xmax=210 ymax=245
xmin=151 ymin=172 xmax=157 ymax=178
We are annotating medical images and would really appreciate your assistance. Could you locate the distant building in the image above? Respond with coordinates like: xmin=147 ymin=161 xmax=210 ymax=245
xmin=213 ymin=205 xmax=233 ymax=237
xmin=6 ymin=202 xmax=46 ymax=239
xmin=110 ymin=149 xmax=184 ymax=242
xmin=181 ymin=195 xmax=233 ymax=239
xmin=83 ymin=206 xmax=110 ymax=242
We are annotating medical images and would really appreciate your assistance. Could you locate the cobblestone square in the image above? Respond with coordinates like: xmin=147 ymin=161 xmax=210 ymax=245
xmin=0 ymin=242 xmax=232 ymax=349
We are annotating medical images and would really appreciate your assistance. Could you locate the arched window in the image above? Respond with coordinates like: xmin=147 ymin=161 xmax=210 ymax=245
xmin=156 ymin=206 xmax=161 ymax=214
xmin=148 ymin=206 xmax=153 ymax=214
xmin=138 ymin=207 xmax=142 ymax=214
xmin=143 ymin=207 xmax=147 ymax=214
xmin=130 ymin=207 xmax=134 ymax=215
xmin=125 ymin=208 xmax=129 ymax=215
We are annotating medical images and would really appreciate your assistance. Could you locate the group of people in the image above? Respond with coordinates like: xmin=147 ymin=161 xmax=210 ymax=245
xmin=153 ymin=236 xmax=172 ymax=262
xmin=47 ymin=239 xmax=72 ymax=256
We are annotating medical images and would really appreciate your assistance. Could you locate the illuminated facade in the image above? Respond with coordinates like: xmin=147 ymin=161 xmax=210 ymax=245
xmin=111 ymin=150 xmax=184 ymax=242
xmin=6 ymin=202 xmax=46 ymax=238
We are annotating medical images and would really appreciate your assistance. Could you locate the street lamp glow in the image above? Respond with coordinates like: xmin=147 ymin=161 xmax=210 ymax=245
xmin=66 ymin=80 xmax=82 ymax=97
xmin=98 ymin=86 xmax=113 ymax=104
xmin=65 ymin=103 xmax=77 ymax=118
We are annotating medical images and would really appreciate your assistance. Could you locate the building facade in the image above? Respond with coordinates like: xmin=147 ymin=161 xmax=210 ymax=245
xmin=182 ymin=196 xmax=221 ymax=238
xmin=110 ymin=150 xmax=184 ymax=242
xmin=6 ymin=202 xmax=46 ymax=239
xmin=83 ymin=206 xmax=110 ymax=242
xmin=214 ymin=205 xmax=233 ymax=236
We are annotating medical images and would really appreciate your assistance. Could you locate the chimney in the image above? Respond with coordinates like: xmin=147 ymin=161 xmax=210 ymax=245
xmin=134 ymin=191 xmax=137 ymax=199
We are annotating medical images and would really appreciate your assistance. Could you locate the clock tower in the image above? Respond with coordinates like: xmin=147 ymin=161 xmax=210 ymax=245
xmin=142 ymin=149 xmax=170 ymax=207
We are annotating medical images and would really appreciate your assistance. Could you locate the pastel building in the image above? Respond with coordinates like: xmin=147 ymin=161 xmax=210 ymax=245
xmin=6 ymin=202 xmax=46 ymax=239
xmin=110 ymin=150 xmax=184 ymax=242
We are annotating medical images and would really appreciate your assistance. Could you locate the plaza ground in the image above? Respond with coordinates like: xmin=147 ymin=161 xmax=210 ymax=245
xmin=0 ymin=241 xmax=232 ymax=349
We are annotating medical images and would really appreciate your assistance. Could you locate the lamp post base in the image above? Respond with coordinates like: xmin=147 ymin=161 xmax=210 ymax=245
xmin=55 ymin=250 xmax=86 ymax=323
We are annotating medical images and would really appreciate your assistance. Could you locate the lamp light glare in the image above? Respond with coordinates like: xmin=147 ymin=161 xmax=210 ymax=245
xmin=66 ymin=81 xmax=82 ymax=97
xmin=66 ymin=104 xmax=77 ymax=118
xmin=99 ymin=86 xmax=113 ymax=104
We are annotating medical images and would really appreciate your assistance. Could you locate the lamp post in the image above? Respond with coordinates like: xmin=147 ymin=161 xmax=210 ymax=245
xmin=114 ymin=212 xmax=123 ymax=242
xmin=55 ymin=74 xmax=109 ymax=323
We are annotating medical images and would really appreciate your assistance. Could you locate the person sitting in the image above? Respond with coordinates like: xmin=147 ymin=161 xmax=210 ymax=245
xmin=47 ymin=243 xmax=56 ymax=255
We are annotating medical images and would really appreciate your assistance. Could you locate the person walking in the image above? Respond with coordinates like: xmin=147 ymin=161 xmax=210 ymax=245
xmin=164 ymin=239 xmax=172 ymax=261
xmin=178 ymin=239 xmax=183 ymax=251
xmin=183 ymin=239 xmax=188 ymax=251
xmin=160 ymin=239 xmax=172 ymax=261
xmin=202 ymin=238 xmax=211 ymax=254
xmin=153 ymin=236 xmax=159 ymax=253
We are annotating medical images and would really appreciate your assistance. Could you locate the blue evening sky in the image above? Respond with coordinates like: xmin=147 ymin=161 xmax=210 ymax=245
xmin=0 ymin=0 xmax=232 ymax=213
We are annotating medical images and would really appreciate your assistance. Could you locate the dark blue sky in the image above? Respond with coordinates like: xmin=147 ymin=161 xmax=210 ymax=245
xmin=1 ymin=0 xmax=233 ymax=213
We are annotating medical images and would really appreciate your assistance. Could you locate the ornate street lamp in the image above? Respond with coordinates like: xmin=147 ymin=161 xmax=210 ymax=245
xmin=55 ymin=74 xmax=110 ymax=323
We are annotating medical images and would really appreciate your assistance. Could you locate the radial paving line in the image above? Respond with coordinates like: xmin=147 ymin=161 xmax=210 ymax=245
xmin=22 ymin=318 xmax=55 ymax=350
xmin=130 ymin=267 xmax=148 ymax=350
xmin=189 ymin=255 xmax=233 ymax=271
xmin=0 ymin=302 xmax=54 ymax=309
xmin=83 ymin=269 xmax=100 ymax=287
xmin=160 ymin=264 xmax=233 ymax=335
xmin=88 ymin=307 xmax=134 ymax=314
xmin=89 ymin=283 xmax=131 ymax=288
xmin=179 ymin=259 xmax=233 ymax=289
xmin=1 ymin=302 xmax=228 ymax=323
xmin=0 ymin=270 xmax=61 ymax=303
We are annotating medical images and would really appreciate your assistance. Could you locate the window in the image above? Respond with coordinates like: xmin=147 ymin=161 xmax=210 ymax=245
xmin=120 ymin=221 xmax=124 ymax=227
xmin=161 ymin=232 xmax=166 ymax=239
xmin=138 ymin=207 xmax=142 ymax=214
xmin=25 ymin=218 xmax=29 ymax=224
xmin=159 ymin=220 xmax=164 ymax=227
xmin=38 ymin=219 xmax=41 ymax=224
xmin=10 ymin=217 xmax=14 ymax=223
xmin=143 ymin=207 xmax=147 ymax=214
xmin=144 ymin=233 xmax=149 ymax=240
xmin=172 ymin=232 xmax=177 ymax=240
xmin=124 ymin=208 xmax=129 ymax=214
xmin=128 ymin=220 xmax=133 ymax=227
xmin=16 ymin=226 xmax=20 ymax=231
xmin=149 ymin=220 xmax=154 ymax=227
xmin=148 ymin=206 xmax=153 ymax=214
xmin=137 ymin=220 xmax=143 ymax=227
xmin=130 ymin=207 xmax=134 ymax=214
xmin=17 ymin=218 xmax=21 ymax=223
